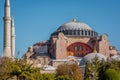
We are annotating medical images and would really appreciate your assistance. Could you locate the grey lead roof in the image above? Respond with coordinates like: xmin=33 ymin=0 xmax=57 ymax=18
xmin=80 ymin=53 xmax=107 ymax=66
xmin=57 ymin=21 xmax=93 ymax=31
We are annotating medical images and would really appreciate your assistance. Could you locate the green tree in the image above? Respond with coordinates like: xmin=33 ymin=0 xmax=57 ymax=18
xmin=42 ymin=73 xmax=55 ymax=80
xmin=84 ymin=56 xmax=120 ymax=80
xmin=0 ymin=57 xmax=12 ymax=80
xmin=112 ymin=60 xmax=120 ymax=70
xmin=56 ymin=75 xmax=70 ymax=80
xmin=32 ymin=68 xmax=43 ymax=80
xmin=0 ymin=57 xmax=42 ymax=80
xmin=101 ymin=69 xmax=120 ymax=80
xmin=10 ymin=59 xmax=41 ymax=80
xmin=98 ymin=59 xmax=119 ymax=79
xmin=84 ymin=56 xmax=101 ymax=80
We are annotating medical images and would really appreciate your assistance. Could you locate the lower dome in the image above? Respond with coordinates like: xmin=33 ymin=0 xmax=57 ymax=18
xmin=111 ymin=55 xmax=120 ymax=61
xmin=80 ymin=53 xmax=107 ymax=66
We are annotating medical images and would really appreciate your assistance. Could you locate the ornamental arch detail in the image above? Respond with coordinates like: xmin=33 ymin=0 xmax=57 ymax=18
xmin=67 ymin=42 xmax=93 ymax=57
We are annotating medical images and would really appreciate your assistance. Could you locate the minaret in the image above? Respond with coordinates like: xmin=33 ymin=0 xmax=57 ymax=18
xmin=11 ymin=17 xmax=15 ymax=58
xmin=3 ymin=0 xmax=12 ymax=58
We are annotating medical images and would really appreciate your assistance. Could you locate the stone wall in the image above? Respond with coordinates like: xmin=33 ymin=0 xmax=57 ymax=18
xmin=50 ymin=33 xmax=94 ymax=59
xmin=55 ymin=33 xmax=67 ymax=59
xmin=98 ymin=34 xmax=110 ymax=57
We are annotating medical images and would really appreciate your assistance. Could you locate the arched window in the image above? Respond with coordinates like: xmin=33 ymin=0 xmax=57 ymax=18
xmin=81 ymin=30 xmax=83 ymax=35
xmin=74 ymin=30 xmax=76 ymax=35
xmin=85 ymin=31 xmax=87 ymax=35
xmin=64 ymin=30 xmax=68 ymax=35
xmin=78 ymin=30 xmax=80 ymax=35
xmin=69 ymin=30 xmax=72 ymax=35
xmin=67 ymin=42 xmax=93 ymax=57
xmin=88 ymin=31 xmax=90 ymax=36
xmin=74 ymin=46 xmax=77 ymax=51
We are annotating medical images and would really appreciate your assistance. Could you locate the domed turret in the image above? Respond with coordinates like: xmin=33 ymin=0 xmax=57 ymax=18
xmin=80 ymin=53 xmax=106 ymax=66
xmin=51 ymin=18 xmax=98 ymax=37
xmin=111 ymin=55 xmax=120 ymax=61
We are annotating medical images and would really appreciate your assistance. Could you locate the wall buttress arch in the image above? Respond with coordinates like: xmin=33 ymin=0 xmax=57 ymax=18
xmin=67 ymin=42 xmax=93 ymax=57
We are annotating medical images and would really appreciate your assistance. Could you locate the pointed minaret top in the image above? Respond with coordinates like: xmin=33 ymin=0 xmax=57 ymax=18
xmin=11 ymin=17 xmax=14 ymax=27
xmin=72 ymin=17 xmax=77 ymax=22
xmin=5 ymin=0 xmax=10 ymax=6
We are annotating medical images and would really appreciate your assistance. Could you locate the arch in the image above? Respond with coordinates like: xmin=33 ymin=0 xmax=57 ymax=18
xmin=67 ymin=42 xmax=93 ymax=57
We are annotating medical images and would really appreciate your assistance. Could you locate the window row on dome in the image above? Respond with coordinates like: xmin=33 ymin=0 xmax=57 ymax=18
xmin=61 ymin=30 xmax=98 ymax=37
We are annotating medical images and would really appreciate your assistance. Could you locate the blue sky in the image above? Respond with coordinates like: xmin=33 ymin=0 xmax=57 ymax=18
xmin=0 ymin=0 xmax=120 ymax=58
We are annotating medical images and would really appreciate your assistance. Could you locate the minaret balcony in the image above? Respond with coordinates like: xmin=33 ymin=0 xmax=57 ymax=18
xmin=3 ymin=17 xmax=11 ymax=21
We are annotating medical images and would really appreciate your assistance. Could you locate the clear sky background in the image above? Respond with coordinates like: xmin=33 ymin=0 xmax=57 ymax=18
xmin=0 ymin=0 xmax=120 ymax=58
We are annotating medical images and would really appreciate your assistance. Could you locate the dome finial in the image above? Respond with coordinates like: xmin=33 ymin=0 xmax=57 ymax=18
xmin=72 ymin=17 xmax=77 ymax=22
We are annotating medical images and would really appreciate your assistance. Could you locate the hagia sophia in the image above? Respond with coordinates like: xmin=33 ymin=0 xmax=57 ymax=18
xmin=24 ymin=18 xmax=118 ymax=68
xmin=1 ymin=0 xmax=120 ymax=71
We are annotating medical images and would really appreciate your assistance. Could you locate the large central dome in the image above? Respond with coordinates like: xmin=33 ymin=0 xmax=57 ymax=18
xmin=51 ymin=18 xmax=98 ymax=37
xmin=57 ymin=20 xmax=93 ymax=31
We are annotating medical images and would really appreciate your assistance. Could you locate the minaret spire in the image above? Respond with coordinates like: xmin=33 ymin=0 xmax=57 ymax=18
xmin=3 ymin=0 xmax=12 ymax=58
xmin=11 ymin=17 xmax=14 ymax=27
xmin=4 ymin=0 xmax=11 ymax=17
xmin=11 ymin=17 xmax=15 ymax=58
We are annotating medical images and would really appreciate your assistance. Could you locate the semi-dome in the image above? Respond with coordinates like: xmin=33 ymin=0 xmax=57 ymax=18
xmin=51 ymin=18 xmax=98 ymax=37
xmin=80 ymin=53 xmax=107 ymax=66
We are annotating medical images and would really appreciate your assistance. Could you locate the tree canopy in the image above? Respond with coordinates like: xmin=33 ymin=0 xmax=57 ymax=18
xmin=56 ymin=63 xmax=82 ymax=80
